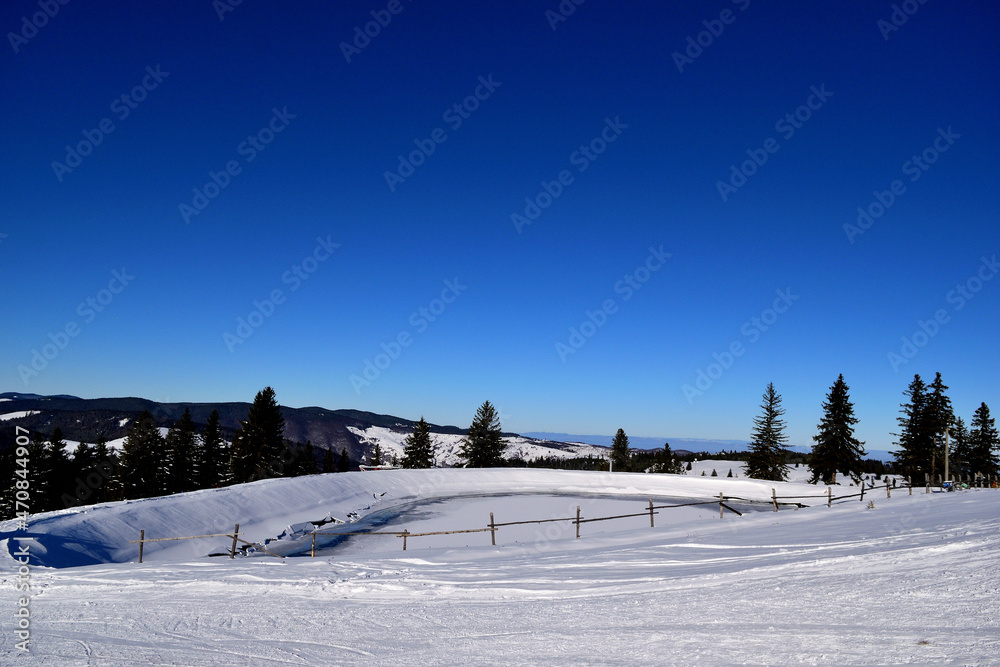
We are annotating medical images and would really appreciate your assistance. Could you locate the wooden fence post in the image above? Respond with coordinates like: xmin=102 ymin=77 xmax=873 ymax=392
xmin=575 ymin=506 xmax=581 ymax=539
xmin=489 ymin=513 xmax=496 ymax=546
xmin=908 ymin=476 xmax=912 ymax=495
xmin=827 ymin=487 xmax=832 ymax=508
xmin=402 ymin=529 xmax=409 ymax=551
xmin=648 ymin=499 xmax=655 ymax=528
xmin=138 ymin=529 xmax=144 ymax=564
xmin=230 ymin=523 xmax=240 ymax=559
xmin=719 ymin=493 xmax=724 ymax=519
xmin=925 ymin=473 xmax=930 ymax=494
xmin=772 ymin=488 xmax=778 ymax=512
xmin=860 ymin=482 xmax=865 ymax=502
xmin=311 ymin=532 xmax=316 ymax=558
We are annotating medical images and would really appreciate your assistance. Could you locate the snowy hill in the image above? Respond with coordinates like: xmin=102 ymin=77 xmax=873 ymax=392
xmin=346 ymin=424 xmax=606 ymax=467
xmin=1 ymin=468 xmax=998 ymax=664
xmin=0 ymin=393 xmax=610 ymax=467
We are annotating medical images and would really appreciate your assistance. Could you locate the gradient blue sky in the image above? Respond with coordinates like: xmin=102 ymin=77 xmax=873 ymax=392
xmin=2 ymin=1 xmax=998 ymax=453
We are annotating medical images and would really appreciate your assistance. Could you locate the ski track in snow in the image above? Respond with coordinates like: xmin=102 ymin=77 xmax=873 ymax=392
xmin=1 ymin=468 xmax=998 ymax=665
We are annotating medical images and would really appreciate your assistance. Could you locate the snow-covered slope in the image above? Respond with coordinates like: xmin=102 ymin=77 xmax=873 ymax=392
xmin=347 ymin=425 xmax=607 ymax=466
xmin=2 ymin=469 xmax=997 ymax=665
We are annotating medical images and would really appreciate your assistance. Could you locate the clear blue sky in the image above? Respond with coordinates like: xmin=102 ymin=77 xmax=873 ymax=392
xmin=2 ymin=1 xmax=998 ymax=452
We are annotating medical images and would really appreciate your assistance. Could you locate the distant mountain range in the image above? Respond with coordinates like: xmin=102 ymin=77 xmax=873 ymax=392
xmin=0 ymin=393 xmax=893 ymax=463
xmin=0 ymin=393 xmax=601 ymax=466
xmin=523 ymin=432 xmax=753 ymax=453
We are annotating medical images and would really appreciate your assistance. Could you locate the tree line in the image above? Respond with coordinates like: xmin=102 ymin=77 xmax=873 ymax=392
xmin=4 ymin=375 xmax=996 ymax=518
xmin=0 ymin=387 xmax=355 ymax=516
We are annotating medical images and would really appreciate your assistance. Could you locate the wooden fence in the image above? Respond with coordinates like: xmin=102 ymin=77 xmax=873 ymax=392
xmin=304 ymin=493 xmax=746 ymax=555
xmin=132 ymin=478 xmax=997 ymax=562
xmin=129 ymin=523 xmax=285 ymax=563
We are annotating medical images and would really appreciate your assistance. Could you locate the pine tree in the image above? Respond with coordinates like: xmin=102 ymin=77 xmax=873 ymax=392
xmin=610 ymin=428 xmax=630 ymax=472
xmin=923 ymin=373 xmax=954 ymax=480
xmin=230 ymin=387 xmax=286 ymax=484
xmin=44 ymin=427 xmax=74 ymax=511
xmin=92 ymin=436 xmax=117 ymax=503
xmin=950 ymin=417 xmax=971 ymax=478
xmin=968 ymin=403 xmax=999 ymax=477
xmin=458 ymin=401 xmax=507 ymax=468
xmin=0 ymin=444 xmax=14 ymax=520
xmin=321 ymin=447 xmax=336 ymax=473
xmin=118 ymin=411 xmax=166 ymax=499
xmin=892 ymin=374 xmax=931 ymax=478
xmin=809 ymin=374 xmax=867 ymax=485
xmin=727 ymin=468 xmax=733 ymax=478
xmin=745 ymin=382 xmax=790 ymax=481
xmin=164 ymin=408 xmax=198 ymax=494
xmin=372 ymin=442 xmax=384 ymax=466
xmin=337 ymin=447 xmax=351 ymax=472
xmin=650 ymin=442 xmax=683 ymax=474
xmin=299 ymin=441 xmax=318 ymax=475
xmin=402 ymin=417 xmax=434 ymax=469
xmin=198 ymin=409 xmax=226 ymax=489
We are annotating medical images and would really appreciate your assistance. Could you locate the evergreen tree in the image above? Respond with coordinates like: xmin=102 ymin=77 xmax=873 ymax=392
xmin=968 ymin=403 xmax=999 ymax=476
xmin=44 ymin=427 xmax=74 ymax=511
xmin=372 ymin=442 xmax=384 ymax=466
xmin=923 ymin=373 xmax=954 ymax=479
xmin=458 ymin=401 xmax=507 ymax=467
xmin=230 ymin=387 xmax=286 ymax=484
xmin=164 ymin=408 xmax=198 ymax=494
xmin=950 ymin=417 xmax=971 ymax=478
xmin=73 ymin=441 xmax=96 ymax=474
xmin=299 ymin=441 xmax=318 ymax=475
xmin=197 ymin=409 xmax=226 ymax=489
xmin=892 ymin=374 xmax=931 ymax=478
xmin=402 ymin=417 xmax=434 ymax=469
xmin=727 ymin=468 xmax=733 ymax=478
xmin=337 ymin=447 xmax=351 ymax=472
xmin=808 ymin=374 xmax=867 ymax=485
xmin=0 ymin=444 xmax=13 ymax=520
xmin=610 ymin=428 xmax=630 ymax=472
xmin=321 ymin=447 xmax=336 ymax=473
xmin=649 ymin=441 xmax=683 ymax=474
xmin=118 ymin=411 xmax=166 ymax=499
xmin=91 ymin=436 xmax=118 ymax=503
xmin=745 ymin=382 xmax=790 ymax=481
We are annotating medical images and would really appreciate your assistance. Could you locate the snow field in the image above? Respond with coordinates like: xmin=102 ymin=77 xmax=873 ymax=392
xmin=2 ymin=469 xmax=998 ymax=665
